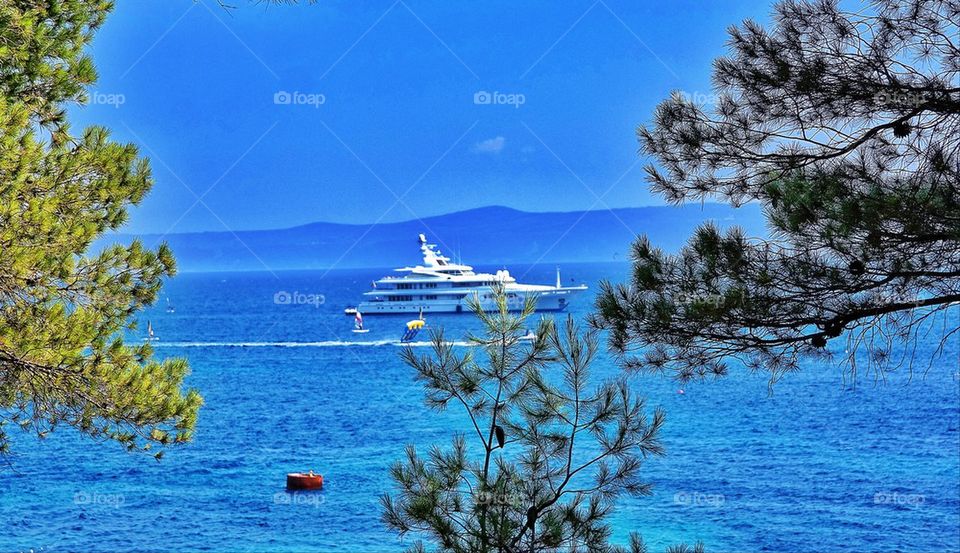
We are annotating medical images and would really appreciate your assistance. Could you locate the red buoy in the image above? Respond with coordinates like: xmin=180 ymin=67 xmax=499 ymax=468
xmin=286 ymin=472 xmax=324 ymax=490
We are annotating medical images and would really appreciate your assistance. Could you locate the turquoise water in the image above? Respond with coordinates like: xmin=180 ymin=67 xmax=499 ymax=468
xmin=2 ymin=263 xmax=958 ymax=552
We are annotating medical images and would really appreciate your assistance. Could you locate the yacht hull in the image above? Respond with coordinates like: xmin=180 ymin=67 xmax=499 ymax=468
xmin=355 ymin=291 xmax=576 ymax=314
xmin=349 ymin=235 xmax=588 ymax=315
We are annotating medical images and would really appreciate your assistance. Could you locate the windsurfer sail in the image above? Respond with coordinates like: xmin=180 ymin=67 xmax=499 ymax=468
xmin=352 ymin=311 xmax=369 ymax=333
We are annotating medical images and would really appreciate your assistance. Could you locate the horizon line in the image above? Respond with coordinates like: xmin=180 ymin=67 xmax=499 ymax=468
xmin=114 ymin=201 xmax=748 ymax=237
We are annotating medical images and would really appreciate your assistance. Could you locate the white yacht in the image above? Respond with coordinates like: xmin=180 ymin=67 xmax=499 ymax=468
xmin=346 ymin=234 xmax=587 ymax=314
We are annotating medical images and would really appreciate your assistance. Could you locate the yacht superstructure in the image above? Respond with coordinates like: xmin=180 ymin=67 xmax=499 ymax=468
xmin=346 ymin=235 xmax=587 ymax=314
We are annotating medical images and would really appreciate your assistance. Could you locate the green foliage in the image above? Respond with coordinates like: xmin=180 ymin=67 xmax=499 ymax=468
xmin=0 ymin=0 xmax=201 ymax=458
xmin=382 ymin=287 xmax=700 ymax=552
xmin=594 ymin=0 xmax=960 ymax=384
xmin=0 ymin=0 xmax=106 ymax=138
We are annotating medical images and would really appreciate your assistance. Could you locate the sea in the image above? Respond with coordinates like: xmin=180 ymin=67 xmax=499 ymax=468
xmin=2 ymin=262 xmax=958 ymax=552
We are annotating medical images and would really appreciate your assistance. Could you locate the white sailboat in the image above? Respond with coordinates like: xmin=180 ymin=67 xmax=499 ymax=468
xmin=144 ymin=320 xmax=159 ymax=341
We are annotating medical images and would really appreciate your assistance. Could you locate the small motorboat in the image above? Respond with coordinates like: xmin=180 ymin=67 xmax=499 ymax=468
xmin=352 ymin=311 xmax=369 ymax=333
xmin=286 ymin=471 xmax=324 ymax=490
xmin=518 ymin=329 xmax=537 ymax=341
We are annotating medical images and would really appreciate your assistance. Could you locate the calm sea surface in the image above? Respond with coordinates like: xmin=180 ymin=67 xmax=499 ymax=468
xmin=2 ymin=263 xmax=958 ymax=552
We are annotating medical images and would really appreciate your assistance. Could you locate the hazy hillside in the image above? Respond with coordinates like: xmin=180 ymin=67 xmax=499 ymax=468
xmin=96 ymin=204 xmax=766 ymax=272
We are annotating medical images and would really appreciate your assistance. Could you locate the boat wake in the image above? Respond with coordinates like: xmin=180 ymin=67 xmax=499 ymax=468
xmin=151 ymin=340 xmax=474 ymax=348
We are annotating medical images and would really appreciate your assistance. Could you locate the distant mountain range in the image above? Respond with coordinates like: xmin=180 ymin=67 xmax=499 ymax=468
xmin=96 ymin=204 xmax=767 ymax=272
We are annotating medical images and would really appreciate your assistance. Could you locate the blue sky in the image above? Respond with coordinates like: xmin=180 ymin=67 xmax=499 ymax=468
xmin=74 ymin=0 xmax=772 ymax=233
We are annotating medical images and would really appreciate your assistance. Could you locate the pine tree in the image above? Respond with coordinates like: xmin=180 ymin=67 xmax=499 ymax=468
xmin=0 ymin=1 xmax=201 ymax=458
xmin=382 ymin=288 xmax=702 ymax=552
xmin=592 ymin=0 xmax=959 ymax=384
